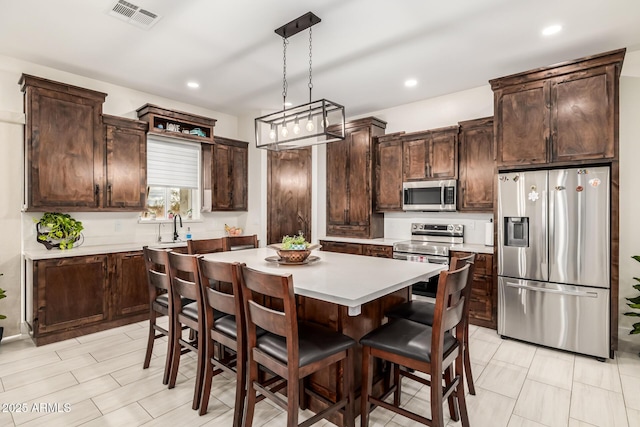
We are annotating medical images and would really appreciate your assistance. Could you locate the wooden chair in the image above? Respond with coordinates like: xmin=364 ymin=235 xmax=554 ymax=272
xmin=227 ymin=234 xmax=259 ymax=250
xmin=187 ymin=237 xmax=229 ymax=255
xmin=166 ymin=251 xmax=209 ymax=410
xmin=142 ymin=246 xmax=175 ymax=385
xmin=385 ymin=253 xmax=477 ymax=395
xmin=196 ymin=258 xmax=249 ymax=426
xmin=240 ymin=265 xmax=357 ymax=427
xmin=360 ymin=262 xmax=472 ymax=427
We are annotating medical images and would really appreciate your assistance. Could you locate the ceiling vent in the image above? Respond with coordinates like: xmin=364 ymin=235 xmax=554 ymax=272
xmin=108 ymin=0 xmax=161 ymax=30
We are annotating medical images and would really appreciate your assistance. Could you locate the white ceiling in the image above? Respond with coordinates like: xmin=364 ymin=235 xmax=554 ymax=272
xmin=1 ymin=0 xmax=639 ymax=118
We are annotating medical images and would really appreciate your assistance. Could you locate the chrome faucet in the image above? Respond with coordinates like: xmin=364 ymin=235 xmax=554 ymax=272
xmin=173 ymin=214 xmax=182 ymax=241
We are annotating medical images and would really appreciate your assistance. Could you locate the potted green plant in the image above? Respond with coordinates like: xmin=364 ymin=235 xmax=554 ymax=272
xmin=625 ymin=255 xmax=640 ymax=355
xmin=35 ymin=212 xmax=84 ymax=250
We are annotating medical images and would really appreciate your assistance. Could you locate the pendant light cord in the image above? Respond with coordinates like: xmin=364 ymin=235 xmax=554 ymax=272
xmin=308 ymin=27 xmax=313 ymax=104
xmin=282 ymin=36 xmax=289 ymax=110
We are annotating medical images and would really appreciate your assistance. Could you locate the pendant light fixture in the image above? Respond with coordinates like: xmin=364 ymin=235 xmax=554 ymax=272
xmin=255 ymin=12 xmax=346 ymax=150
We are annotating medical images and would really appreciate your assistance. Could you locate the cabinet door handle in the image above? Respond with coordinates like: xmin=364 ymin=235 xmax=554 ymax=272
xmin=107 ymin=184 xmax=112 ymax=206
xmin=95 ymin=184 xmax=100 ymax=206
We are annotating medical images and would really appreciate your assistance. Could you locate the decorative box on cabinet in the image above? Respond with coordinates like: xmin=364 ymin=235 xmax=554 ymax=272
xmin=20 ymin=74 xmax=107 ymax=211
xmin=136 ymin=103 xmax=216 ymax=143
xmin=490 ymin=48 xmax=625 ymax=167
xmin=458 ymin=117 xmax=494 ymax=211
xmin=450 ymin=250 xmax=495 ymax=328
xmin=32 ymin=252 xmax=150 ymax=346
xmin=326 ymin=117 xmax=386 ymax=239
xmin=202 ymin=136 xmax=248 ymax=211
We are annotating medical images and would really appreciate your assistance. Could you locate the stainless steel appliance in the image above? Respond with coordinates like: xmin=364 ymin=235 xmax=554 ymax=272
xmin=393 ymin=223 xmax=463 ymax=297
xmin=402 ymin=180 xmax=457 ymax=211
xmin=497 ymin=166 xmax=611 ymax=359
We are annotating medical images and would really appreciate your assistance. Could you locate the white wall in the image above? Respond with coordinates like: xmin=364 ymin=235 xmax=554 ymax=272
xmin=617 ymin=74 xmax=640 ymax=353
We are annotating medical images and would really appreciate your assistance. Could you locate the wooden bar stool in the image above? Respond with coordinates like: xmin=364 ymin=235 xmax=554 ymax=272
xmin=142 ymin=246 xmax=176 ymax=385
xmin=227 ymin=234 xmax=259 ymax=250
xmin=166 ymin=252 xmax=213 ymax=411
xmin=360 ymin=263 xmax=472 ymax=427
xmin=196 ymin=258 xmax=252 ymax=426
xmin=240 ymin=265 xmax=357 ymax=427
xmin=385 ymin=253 xmax=477 ymax=395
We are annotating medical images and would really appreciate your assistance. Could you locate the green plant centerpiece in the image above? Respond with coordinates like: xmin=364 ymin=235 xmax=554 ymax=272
xmin=35 ymin=212 xmax=84 ymax=250
xmin=281 ymin=232 xmax=310 ymax=250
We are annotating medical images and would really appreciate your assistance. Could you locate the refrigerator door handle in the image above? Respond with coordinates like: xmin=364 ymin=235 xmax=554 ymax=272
xmin=504 ymin=281 xmax=599 ymax=298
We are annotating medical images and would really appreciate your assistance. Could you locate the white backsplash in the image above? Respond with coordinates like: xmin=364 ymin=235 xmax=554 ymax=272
xmin=384 ymin=211 xmax=494 ymax=245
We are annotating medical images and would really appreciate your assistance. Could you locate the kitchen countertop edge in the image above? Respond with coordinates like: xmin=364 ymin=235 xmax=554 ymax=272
xmin=23 ymin=242 xmax=189 ymax=260
xmin=319 ymin=236 xmax=494 ymax=254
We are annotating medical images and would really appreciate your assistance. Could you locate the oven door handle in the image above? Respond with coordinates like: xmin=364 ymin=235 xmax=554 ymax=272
xmin=393 ymin=252 xmax=449 ymax=264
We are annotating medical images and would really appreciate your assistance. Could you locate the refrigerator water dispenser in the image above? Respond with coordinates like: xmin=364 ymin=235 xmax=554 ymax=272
xmin=504 ymin=217 xmax=529 ymax=247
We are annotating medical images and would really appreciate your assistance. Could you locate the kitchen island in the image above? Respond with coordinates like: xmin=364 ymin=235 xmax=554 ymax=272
xmin=202 ymin=247 xmax=445 ymax=425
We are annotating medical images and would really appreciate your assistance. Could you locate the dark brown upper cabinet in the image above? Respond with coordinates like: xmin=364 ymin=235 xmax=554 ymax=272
xmin=402 ymin=126 xmax=458 ymax=182
xmin=374 ymin=134 xmax=404 ymax=212
xmin=202 ymin=136 xmax=248 ymax=211
xmin=490 ymin=49 xmax=625 ymax=168
xmin=326 ymin=117 xmax=386 ymax=239
xmin=21 ymin=74 xmax=108 ymax=211
xmin=103 ymin=115 xmax=148 ymax=210
xmin=458 ymin=117 xmax=494 ymax=212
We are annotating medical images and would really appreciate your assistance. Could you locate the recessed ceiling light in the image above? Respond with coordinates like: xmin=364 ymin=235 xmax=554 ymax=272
xmin=187 ymin=81 xmax=200 ymax=89
xmin=405 ymin=79 xmax=418 ymax=88
xmin=542 ymin=25 xmax=562 ymax=36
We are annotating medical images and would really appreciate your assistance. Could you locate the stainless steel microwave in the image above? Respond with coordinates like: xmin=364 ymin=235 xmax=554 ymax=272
xmin=402 ymin=180 xmax=457 ymax=211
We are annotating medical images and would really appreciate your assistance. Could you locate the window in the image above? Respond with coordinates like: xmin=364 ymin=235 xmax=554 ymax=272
xmin=143 ymin=136 xmax=201 ymax=220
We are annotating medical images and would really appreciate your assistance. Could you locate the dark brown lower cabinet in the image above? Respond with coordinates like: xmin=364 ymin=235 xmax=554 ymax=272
xmin=32 ymin=251 xmax=150 ymax=345
xmin=320 ymin=240 xmax=392 ymax=258
xmin=450 ymin=250 xmax=496 ymax=328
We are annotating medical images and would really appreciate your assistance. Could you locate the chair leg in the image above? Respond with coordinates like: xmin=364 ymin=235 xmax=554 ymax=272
xmin=360 ymin=346 xmax=373 ymax=427
xmin=198 ymin=336 xmax=214 ymax=416
xmin=162 ymin=319 xmax=174 ymax=385
xmin=192 ymin=328 xmax=205 ymax=410
xmin=464 ymin=325 xmax=475 ymax=395
xmin=430 ymin=366 xmax=445 ymax=427
xmin=456 ymin=352 xmax=471 ymax=427
xmin=343 ymin=348 xmax=355 ymax=427
xmin=287 ymin=373 xmax=300 ymax=427
xmin=232 ymin=344 xmax=247 ymax=427
xmin=393 ymin=363 xmax=401 ymax=406
xmin=168 ymin=322 xmax=182 ymax=389
xmin=244 ymin=358 xmax=259 ymax=427
xmin=444 ymin=366 xmax=460 ymax=422
xmin=143 ymin=310 xmax=156 ymax=369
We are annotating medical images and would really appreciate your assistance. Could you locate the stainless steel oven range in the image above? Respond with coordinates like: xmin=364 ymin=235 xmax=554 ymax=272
xmin=392 ymin=223 xmax=463 ymax=297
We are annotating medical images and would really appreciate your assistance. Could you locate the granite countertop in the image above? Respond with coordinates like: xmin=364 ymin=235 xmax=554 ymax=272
xmin=318 ymin=236 xmax=494 ymax=254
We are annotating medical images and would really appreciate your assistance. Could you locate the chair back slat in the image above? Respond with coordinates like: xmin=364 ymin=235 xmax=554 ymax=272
xmin=197 ymin=258 xmax=241 ymax=317
xmin=241 ymin=266 xmax=297 ymax=343
xmin=227 ymin=234 xmax=259 ymax=249
xmin=168 ymin=251 xmax=203 ymax=306
xmin=187 ymin=237 xmax=229 ymax=255
xmin=431 ymin=263 xmax=471 ymax=358
xmin=143 ymin=246 xmax=171 ymax=299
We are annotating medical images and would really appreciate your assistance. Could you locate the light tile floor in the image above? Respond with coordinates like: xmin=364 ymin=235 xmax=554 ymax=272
xmin=0 ymin=321 xmax=639 ymax=427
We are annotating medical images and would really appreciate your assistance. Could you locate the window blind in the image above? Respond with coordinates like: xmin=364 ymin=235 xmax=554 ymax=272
xmin=147 ymin=136 xmax=200 ymax=189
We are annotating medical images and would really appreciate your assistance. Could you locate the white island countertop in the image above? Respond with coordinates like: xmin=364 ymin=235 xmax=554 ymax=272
xmin=202 ymin=247 xmax=445 ymax=314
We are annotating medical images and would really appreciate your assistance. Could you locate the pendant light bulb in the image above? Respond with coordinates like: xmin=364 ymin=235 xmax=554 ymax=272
xmin=321 ymin=117 xmax=330 ymax=129
xmin=269 ymin=125 xmax=276 ymax=141
xmin=281 ymin=124 xmax=289 ymax=138
xmin=306 ymin=118 xmax=315 ymax=132
xmin=293 ymin=119 xmax=301 ymax=135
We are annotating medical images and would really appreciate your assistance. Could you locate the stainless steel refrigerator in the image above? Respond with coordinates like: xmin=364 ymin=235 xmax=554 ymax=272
xmin=497 ymin=166 xmax=611 ymax=359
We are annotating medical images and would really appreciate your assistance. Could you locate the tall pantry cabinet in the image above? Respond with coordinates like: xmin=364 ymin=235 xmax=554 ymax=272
xmin=326 ymin=117 xmax=386 ymax=239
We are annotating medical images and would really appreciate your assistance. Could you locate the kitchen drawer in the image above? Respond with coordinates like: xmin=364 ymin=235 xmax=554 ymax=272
xmin=363 ymin=244 xmax=392 ymax=258
xmin=450 ymin=251 xmax=493 ymax=276
xmin=319 ymin=240 xmax=363 ymax=255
